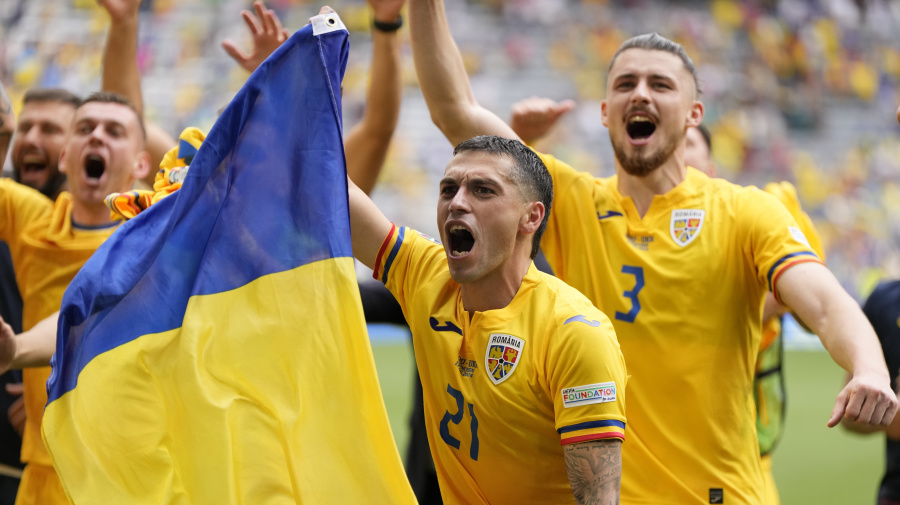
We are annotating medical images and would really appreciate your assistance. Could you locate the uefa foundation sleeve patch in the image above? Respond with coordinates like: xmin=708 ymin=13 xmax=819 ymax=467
xmin=562 ymin=382 xmax=616 ymax=408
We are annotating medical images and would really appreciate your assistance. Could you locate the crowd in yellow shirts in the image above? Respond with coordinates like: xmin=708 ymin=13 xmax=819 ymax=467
xmin=4 ymin=0 xmax=899 ymax=303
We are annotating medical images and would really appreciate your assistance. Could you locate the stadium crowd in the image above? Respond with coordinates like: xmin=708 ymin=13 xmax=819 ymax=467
xmin=4 ymin=0 xmax=900 ymax=300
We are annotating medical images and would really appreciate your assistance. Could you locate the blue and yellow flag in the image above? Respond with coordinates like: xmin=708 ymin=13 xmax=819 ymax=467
xmin=43 ymin=13 xmax=416 ymax=504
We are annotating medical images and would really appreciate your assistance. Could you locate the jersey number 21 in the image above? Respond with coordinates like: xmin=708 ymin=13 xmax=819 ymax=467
xmin=440 ymin=384 xmax=480 ymax=460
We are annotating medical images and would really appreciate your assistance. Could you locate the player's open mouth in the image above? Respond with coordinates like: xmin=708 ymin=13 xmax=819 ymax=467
xmin=84 ymin=154 xmax=106 ymax=182
xmin=448 ymin=224 xmax=475 ymax=258
xmin=22 ymin=153 xmax=48 ymax=173
xmin=626 ymin=114 xmax=656 ymax=142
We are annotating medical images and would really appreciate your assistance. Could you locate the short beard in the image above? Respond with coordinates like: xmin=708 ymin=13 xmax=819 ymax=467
xmin=612 ymin=132 xmax=681 ymax=177
xmin=13 ymin=167 xmax=67 ymax=200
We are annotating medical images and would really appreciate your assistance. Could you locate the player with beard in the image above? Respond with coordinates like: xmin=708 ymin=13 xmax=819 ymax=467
xmin=408 ymin=3 xmax=897 ymax=502
xmin=0 ymin=92 xmax=150 ymax=505
xmin=10 ymin=89 xmax=80 ymax=200
xmin=511 ymin=99 xmax=824 ymax=505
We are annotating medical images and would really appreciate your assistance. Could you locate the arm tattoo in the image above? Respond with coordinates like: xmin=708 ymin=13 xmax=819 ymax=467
xmin=564 ymin=439 xmax=622 ymax=505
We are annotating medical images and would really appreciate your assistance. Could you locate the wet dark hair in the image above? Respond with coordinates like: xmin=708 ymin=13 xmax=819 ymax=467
xmin=453 ymin=135 xmax=552 ymax=259
xmin=608 ymin=33 xmax=702 ymax=98
xmin=79 ymin=91 xmax=146 ymax=142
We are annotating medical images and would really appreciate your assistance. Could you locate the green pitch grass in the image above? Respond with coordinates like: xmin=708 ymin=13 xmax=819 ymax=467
xmin=372 ymin=343 xmax=417 ymax=457
xmin=372 ymin=344 xmax=885 ymax=503
xmin=775 ymin=350 xmax=883 ymax=504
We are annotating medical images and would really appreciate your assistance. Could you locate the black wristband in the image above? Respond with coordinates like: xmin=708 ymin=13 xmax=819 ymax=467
xmin=373 ymin=15 xmax=402 ymax=32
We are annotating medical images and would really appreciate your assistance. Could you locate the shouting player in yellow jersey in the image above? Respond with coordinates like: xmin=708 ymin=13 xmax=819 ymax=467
xmin=0 ymin=92 xmax=151 ymax=505
xmin=350 ymin=135 xmax=628 ymax=504
xmin=408 ymin=1 xmax=898 ymax=502
xmin=511 ymin=101 xmax=817 ymax=505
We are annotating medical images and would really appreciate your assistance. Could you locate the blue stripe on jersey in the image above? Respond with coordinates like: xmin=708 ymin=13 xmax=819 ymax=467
xmin=381 ymin=226 xmax=406 ymax=284
xmin=766 ymin=251 xmax=818 ymax=291
xmin=557 ymin=419 xmax=626 ymax=435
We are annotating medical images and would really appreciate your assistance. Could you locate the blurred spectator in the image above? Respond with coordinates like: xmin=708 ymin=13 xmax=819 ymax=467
xmin=1 ymin=0 xmax=898 ymax=298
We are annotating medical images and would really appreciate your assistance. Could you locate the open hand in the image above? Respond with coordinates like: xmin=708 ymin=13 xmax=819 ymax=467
xmin=367 ymin=0 xmax=406 ymax=23
xmin=509 ymin=97 xmax=575 ymax=145
xmin=221 ymin=1 xmax=290 ymax=73
xmin=98 ymin=0 xmax=141 ymax=22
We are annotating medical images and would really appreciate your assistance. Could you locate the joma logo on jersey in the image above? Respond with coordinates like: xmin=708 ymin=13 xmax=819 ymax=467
xmin=485 ymin=333 xmax=524 ymax=385
xmin=562 ymin=382 xmax=616 ymax=408
xmin=670 ymin=209 xmax=705 ymax=247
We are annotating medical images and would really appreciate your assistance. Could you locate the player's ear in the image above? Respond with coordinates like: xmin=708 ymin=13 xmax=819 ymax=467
xmin=686 ymin=100 xmax=704 ymax=128
xmin=59 ymin=147 xmax=69 ymax=174
xmin=520 ymin=201 xmax=544 ymax=235
xmin=600 ymin=100 xmax=609 ymax=128
xmin=131 ymin=150 xmax=152 ymax=182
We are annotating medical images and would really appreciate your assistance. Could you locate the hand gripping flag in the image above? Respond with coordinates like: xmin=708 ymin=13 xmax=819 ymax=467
xmin=43 ymin=13 xmax=416 ymax=504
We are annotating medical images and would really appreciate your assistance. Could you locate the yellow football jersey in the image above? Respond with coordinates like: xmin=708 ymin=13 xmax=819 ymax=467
xmin=375 ymin=225 xmax=627 ymax=505
xmin=537 ymin=153 xmax=822 ymax=505
xmin=0 ymin=179 xmax=119 ymax=505
xmin=754 ymin=181 xmax=825 ymax=505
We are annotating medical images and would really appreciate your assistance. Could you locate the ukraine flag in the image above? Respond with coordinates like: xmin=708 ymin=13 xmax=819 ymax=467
xmin=43 ymin=13 xmax=415 ymax=504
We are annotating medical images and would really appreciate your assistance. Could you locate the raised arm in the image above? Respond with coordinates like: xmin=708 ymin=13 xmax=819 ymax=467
xmin=100 ymin=0 xmax=176 ymax=184
xmin=220 ymin=1 xmax=290 ymax=74
xmin=408 ymin=0 xmax=518 ymax=146
xmin=564 ymin=439 xmax=622 ymax=504
xmin=343 ymin=0 xmax=406 ymax=195
xmin=776 ymin=262 xmax=898 ymax=427
xmin=348 ymin=178 xmax=393 ymax=271
xmin=100 ymin=0 xmax=142 ymax=114
xmin=509 ymin=96 xmax=575 ymax=146
xmin=0 ymin=81 xmax=13 ymax=165
xmin=0 ymin=312 xmax=58 ymax=374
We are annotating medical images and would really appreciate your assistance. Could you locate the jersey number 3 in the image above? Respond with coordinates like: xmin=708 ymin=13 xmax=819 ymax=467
xmin=614 ymin=265 xmax=644 ymax=323
xmin=440 ymin=384 xmax=480 ymax=460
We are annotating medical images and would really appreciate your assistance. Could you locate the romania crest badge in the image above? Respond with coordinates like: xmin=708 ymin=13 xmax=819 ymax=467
xmin=485 ymin=333 xmax=525 ymax=385
xmin=670 ymin=209 xmax=705 ymax=247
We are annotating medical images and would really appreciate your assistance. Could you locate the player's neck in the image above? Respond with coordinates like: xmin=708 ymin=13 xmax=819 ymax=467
xmin=459 ymin=256 xmax=531 ymax=317
xmin=71 ymin=201 xmax=116 ymax=228
xmin=616 ymin=159 xmax=686 ymax=218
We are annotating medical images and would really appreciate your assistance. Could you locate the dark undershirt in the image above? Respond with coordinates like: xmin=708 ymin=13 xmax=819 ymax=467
xmin=863 ymin=281 xmax=900 ymax=504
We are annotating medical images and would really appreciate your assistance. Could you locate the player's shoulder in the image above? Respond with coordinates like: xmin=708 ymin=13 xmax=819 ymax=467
xmin=534 ymin=150 xmax=614 ymax=188
xmin=407 ymin=227 xmax=443 ymax=248
xmin=0 ymin=177 xmax=51 ymax=203
xmin=693 ymin=172 xmax=784 ymax=211
xmin=532 ymin=272 xmax=614 ymax=330
xmin=380 ymin=225 xmax=448 ymax=284
xmin=687 ymin=169 xmax=752 ymax=197
xmin=0 ymin=178 xmax=53 ymax=228
xmin=763 ymin=181 xmax=801 ymax=207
